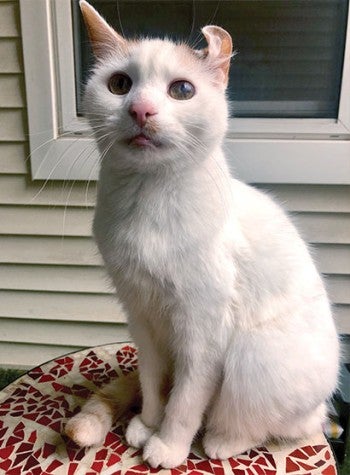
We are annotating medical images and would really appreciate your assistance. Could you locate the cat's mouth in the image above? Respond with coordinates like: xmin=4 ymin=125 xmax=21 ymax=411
xmin=127 ymin=133 xmax=161 ymax=148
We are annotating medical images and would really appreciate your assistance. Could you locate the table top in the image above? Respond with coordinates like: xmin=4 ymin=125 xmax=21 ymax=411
xmin=0 ymin=342 xmax=337 ymax=475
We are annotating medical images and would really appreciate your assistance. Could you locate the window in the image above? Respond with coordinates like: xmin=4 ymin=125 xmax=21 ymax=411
xmin=20 ymin=0 xmax=350 ymax=183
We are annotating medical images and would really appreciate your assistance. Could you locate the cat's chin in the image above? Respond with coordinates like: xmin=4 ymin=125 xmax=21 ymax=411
xmin=105 ymin=139 xmax=174 ymax=173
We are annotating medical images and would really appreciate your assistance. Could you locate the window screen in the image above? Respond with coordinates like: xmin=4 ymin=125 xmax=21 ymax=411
xmin=72 ymin=0 xmax=348 ymax=118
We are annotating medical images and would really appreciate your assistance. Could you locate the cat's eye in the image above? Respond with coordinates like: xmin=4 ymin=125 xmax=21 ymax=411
xmin=168 ymin=80 xmax=195 ymax=100
xmin=108 ymin=73 xmax=132 ymax=95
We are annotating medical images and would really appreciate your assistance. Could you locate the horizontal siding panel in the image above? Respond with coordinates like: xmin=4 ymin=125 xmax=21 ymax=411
xmin=0 ymin=342 xmax=82 ymax=369
xmin=313 ymin=244 xmax=350 ymax=275
xmin=0 ymin=290 xmax=126 ymax=323
xmin=2 ymin=263 xmax=347 ymax=304
xmin=325 ymin=275 xmax=350 ymax=305
xmin=0 ymin=109 xmax=26 ymax=140
xmin=293 ymin=213 xmax=350 ymax=244
xmin=0 ymin=317 xmax=129 ymax=347
xmin=1 ymin=179 xmax=347 ymax=212
xmin=1 ymin=209 xmax=350 ymax=243
xmin=0 ymin=236 xmax=101 ymax=265
xmin=0 ymin=74 xmax=25 ymax=107
xmin=0 ymin=2 xmax=19 ymax=37
xmin=333 ymin=305 xmax=350 ymax=334
xmin=0 ymin=264 xmax=111 ymax=293
xmin=0 ymin=286 xmax=345 ymax=328
xmin=0 ymin=175 xmax=96 ymax=206
xmin=0 ymin=205 xmax=93 ymax=236
xmin=0 ymin=38 xmax=22 ymax=72
xmin=0 ymin=336 xmax=131 ymax=369
xmin=257 ymin=184 xmax=350 ymax=212
xmin=0 ymin=143 xmax=28 ymax=174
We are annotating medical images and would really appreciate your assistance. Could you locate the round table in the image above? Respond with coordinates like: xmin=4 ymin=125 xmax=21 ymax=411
xmin=0 ymin=343 xmax=337 ymax=474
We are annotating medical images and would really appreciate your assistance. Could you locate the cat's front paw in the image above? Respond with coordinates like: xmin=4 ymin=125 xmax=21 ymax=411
xmin=126 ymin=415 xmax=154 ymax=448
xmin=203 ymin=431 xmax=257 ymax=459
xmin=65 ymin=413 xmax=108 ymax=447
xmin=143 ymin=434 xmax=189 ymax=468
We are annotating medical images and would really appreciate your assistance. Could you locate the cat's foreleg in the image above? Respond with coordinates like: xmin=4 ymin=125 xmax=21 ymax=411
xmin=143 ymin=342 xmax=220 ymax=468
xmin=126 ymin=331 xmax=167 ymax=448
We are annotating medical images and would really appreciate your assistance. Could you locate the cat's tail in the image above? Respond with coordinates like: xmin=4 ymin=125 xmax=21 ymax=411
xmin=65 ymin=370 xmax=141 ymax=447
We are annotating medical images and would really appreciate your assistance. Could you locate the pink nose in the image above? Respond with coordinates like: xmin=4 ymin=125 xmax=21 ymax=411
xmin=129 ymin=101 xmax=158 ymax=127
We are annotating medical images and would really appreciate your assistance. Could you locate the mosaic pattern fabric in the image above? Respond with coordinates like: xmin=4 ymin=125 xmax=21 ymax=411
xmin=0 ymin=343 xmax=336 ymax=475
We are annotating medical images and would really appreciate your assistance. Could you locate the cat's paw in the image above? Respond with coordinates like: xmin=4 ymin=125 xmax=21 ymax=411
xmin=65 ymin=413 xmax=108 ymax=447
xmin=125 ymin=415 xmax=154 ymax=449
xmin=203 ymin=432 xmax=257 ymax=459
xmin=143 ymin=434 xmax=189 ymax=468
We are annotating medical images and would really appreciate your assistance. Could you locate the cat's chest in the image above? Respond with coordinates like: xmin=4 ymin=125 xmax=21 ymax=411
xmin=94 ymin=178 xmax=193 ymax=279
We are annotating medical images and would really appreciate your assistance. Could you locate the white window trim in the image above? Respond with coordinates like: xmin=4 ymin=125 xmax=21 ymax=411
xmin=20 ymin=0 xmax=350 ymax=183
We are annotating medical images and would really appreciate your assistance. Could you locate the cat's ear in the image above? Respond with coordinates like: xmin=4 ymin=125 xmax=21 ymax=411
xmin=200 ymin=26 xmax=233 ymax=88
xmin=79 ymin=0 xmax=126 ymax=58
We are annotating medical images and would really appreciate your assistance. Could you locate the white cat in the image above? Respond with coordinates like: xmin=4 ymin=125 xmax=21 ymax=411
xmin=65 ymin=1 xmax=339 ymax=469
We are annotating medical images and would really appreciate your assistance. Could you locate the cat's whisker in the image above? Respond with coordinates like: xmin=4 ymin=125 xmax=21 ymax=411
xmin=83 ymin=134 xmax=118 ymax=208
xmin=60 ymin=131 xmax=115 ymax=238
xmin=187 ymin=0 xmax=196 ymax=43
xmin=30 ymin=152 xmax=77 ymax=204
xmin=61 ymin=179 xmax=77 ymax=243
xmin=84 ymin=162 xmax=99 ymax=210
xmin=26 ymin=127 xmax=102 ymax=176
xmin=58 ymin=127 xmax=112 ymax=204
xmin=29 ymin=129 xmax=103 ymax=203
xmin=59 ymin=140 xmax=105 ymax=231
xmin=24 ymin=130 xmax=85 ymax=166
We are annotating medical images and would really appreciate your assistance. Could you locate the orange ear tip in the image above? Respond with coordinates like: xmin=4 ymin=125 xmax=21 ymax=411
xmin=78 ymin=0 xmax=127 ymax=58
xmin=79 ymin=0 xmax=96 ymax=15
xmin=79 ymin=0 xmax=88 ymax=9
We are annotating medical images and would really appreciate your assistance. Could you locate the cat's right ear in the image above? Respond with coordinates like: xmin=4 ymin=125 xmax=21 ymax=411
xmin=200 ymin=26 xmax=233 ymax=88
xmin=79 ymin=0 xmax=126 ymax=58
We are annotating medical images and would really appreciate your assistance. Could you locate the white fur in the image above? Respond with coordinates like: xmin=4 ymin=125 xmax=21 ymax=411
xmin=67 ymin=5 xmax=339 ymax=469
xmin=65 ymin=396 xmax=113 ymax=447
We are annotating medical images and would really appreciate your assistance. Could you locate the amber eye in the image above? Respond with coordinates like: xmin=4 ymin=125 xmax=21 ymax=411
xmin=168 ymin=80 xmax=195 ymax=100
xmin=108 ymin=73 xmax=132 ymax=95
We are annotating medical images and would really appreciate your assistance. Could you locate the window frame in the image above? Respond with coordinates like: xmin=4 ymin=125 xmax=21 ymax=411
xmin=20 ymin=0 xmax=350 ymax=183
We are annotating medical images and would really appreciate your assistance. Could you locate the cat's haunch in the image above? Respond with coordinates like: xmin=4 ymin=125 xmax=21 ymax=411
xmin=66 ymin=1 xmax=339 ymax=469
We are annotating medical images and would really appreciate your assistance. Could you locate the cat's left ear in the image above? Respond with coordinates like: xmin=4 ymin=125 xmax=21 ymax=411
xmin=79 ymin=0 xmax=127 ymax=58
xmin=200 ymin=26 xmax=233 ymax=88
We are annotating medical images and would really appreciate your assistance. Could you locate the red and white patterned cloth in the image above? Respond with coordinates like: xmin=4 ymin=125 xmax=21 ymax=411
xmin=0 ymin=343 xmax=337 ymax=475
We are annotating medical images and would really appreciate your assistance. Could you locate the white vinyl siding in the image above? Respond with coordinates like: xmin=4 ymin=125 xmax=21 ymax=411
xmin=0 ymin=1 xmax=348 ymax=369
xmin=0 ymin=143 xmax=27 ymax=173
xmin=256 ymin=185 xmax=350 ymax=335
xmin=0 ymin=236 xmax=100 ymax=266
xmin=0 ymin=1 xmax=128 ymax=368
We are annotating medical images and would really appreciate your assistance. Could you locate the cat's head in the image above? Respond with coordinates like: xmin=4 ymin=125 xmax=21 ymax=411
xmin=80 ymin=0 xmax=233 ymax=173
